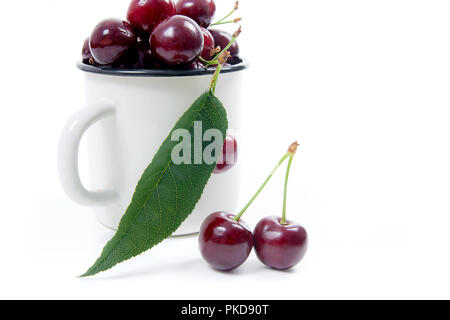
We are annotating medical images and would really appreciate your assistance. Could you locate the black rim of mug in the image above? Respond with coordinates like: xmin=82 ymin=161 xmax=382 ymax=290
xmin=77 ymin=60 xmax=248 ymax=77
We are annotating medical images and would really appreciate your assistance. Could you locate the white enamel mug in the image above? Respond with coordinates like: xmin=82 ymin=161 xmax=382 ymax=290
xmin=58 ymin=63 xmax=246 ymax=235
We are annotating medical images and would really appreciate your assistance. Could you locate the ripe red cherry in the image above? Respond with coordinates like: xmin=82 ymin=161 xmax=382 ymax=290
xmin=150 ymin=15 xmax=204 ymax=66
xmin=118 ymin=39 xmax=156 ymax=69
xmin=132 ymin=42 xmax=155 ymax=69
xmin=199 ymin=212 xmax=254 ymax=271
xmin=214 ymin=135 xmax=238 ymax=174
xmin=200 ymin=28 xmax=215 ymax=61
xmin=82 ymin=38 xmax=95 ymax=65
xmin=176 ymin=0 xmax=216 ymax=28
xmin=127 ymin=0 xmax=176 ymax=37
xmin=175 ymin=61 xmax=202 ymax=70
xmin=89 ymin=19 xmax=137 ymax=66
xmin=208 ymin=29 xmax=240 ymax=58
xmin=254 ymin=216 xmax=308 ymax=270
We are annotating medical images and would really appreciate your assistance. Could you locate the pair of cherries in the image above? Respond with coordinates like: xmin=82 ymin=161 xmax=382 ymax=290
xmin=199 ymin=143 xmax=309 ymax=271
xmin=83 ymin=0 xmax=241 ymax=69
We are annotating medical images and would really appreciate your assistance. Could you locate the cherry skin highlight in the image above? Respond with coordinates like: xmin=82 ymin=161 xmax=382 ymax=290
xmin=200 ymin=28 xmax=215 ymax=61
xmin=254 ymin=216 xmax=308 ymax=270
xmin=208 ymin=29 xmax=240 ymax=59
xmin=127 ymin=0 xmax=176 ymax=37
xmin=214 ymin=135 xmax=238 ymax=174
xmin=199 ymin=212 xmax=254 ymax=271
xmin=150 ymin=15 xmax=204 ymax=66
xmin=176 ymin=0 xmax=216 ymax=28
xmin=89 ymin=19 xmax=137 ymax=66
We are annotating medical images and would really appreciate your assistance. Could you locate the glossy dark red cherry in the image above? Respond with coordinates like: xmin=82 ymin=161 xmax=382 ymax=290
xmin=150 ymin=15 xmax=204 ymax=66
xmin=127 ymin=0 xmax=176 ymax=37
xmin=175 ymin=61 xmax=202 ymax=70
xmin=199 ymin=212 xmax=254 ymax=271
xmin=119 ymin=39 xmax=156 ymax=69
xmin=214 ymin=135 xmax=238 ymax=174
xmin=82 ymin=38 xmax=95 ymax=65
xmin=200 ymin=28 xmax=215 ymax=61
xmin=208 ymin=29 xmax=239 ymax=59
xmin=89 ymin=19 xmax=137 ymax=66
xmin=254 ymin=216 xmax=308 ymax=270
xmin=133 ymin=42 xmax=155 ymax=68
xmin=176 ymin=0 xmax=216 ymax=28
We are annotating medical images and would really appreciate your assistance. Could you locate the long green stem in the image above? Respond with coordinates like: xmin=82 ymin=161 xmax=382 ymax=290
xmin=212 ymin=28 xmax=240 ymax=60
xmin=211 ymin=20 xmax=235 ymax=26
xmin=208 ymin=27 xmax=241 ymax=91
xmin=234 ymin=153 xmax=290 ymax=222
xmin=209 ymin=63 xmax=223 ymax=93
xmin=210 ymin=18 xmax=242 ymax=26
xmin=210 ymin=1 xmax=239 ymax=26
xmin=202 ymin=27 xmax=241 ymax=67
xmin=281 ymin=154 xmax=295 ymax=224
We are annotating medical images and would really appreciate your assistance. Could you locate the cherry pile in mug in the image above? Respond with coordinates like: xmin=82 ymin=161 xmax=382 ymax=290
xmin=82 ymin=0 xmax=242 ymax=70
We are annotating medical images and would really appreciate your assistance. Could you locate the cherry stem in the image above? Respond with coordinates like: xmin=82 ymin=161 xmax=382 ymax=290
xmin=210 ymin=1 xmax=239 ymax=26
xmin=209 ymin=51 xmax=230 ymax=93
xmin=282 ymin=142 xmax=300 ymax=224
xmin=234 ymin=142 xmax=300 ymax=223
xmin=213 ymin=26 xmax=241 ymax=60
xmin=208 ymin=26 xmax=241 ymax=92
xmin=211 ymin=18 xmax=242 ymax=26
xmin=281 ymin=155 xmax=294 ymax=224
xmin=209 ymin=63 xmax=223 ymax=93
xmin=234 ymin=153 xmax=291 ymax=222
xmin=198 ymin=56 xmax=211 ymax=64
xmin=202 ymin=27 xmax=241 ymax=66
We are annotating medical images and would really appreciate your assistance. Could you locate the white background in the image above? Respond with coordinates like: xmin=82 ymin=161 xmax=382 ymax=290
xmin=0 ymin=0 xmax=449 ymax=299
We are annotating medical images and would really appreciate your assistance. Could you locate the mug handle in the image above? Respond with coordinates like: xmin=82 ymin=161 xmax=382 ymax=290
xmin=58 ymin=99 xmax=119 ymax=206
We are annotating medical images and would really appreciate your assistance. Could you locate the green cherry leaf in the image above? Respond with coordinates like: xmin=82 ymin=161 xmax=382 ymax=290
xmin=81 ymin=90 xmax=228 ymax=277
